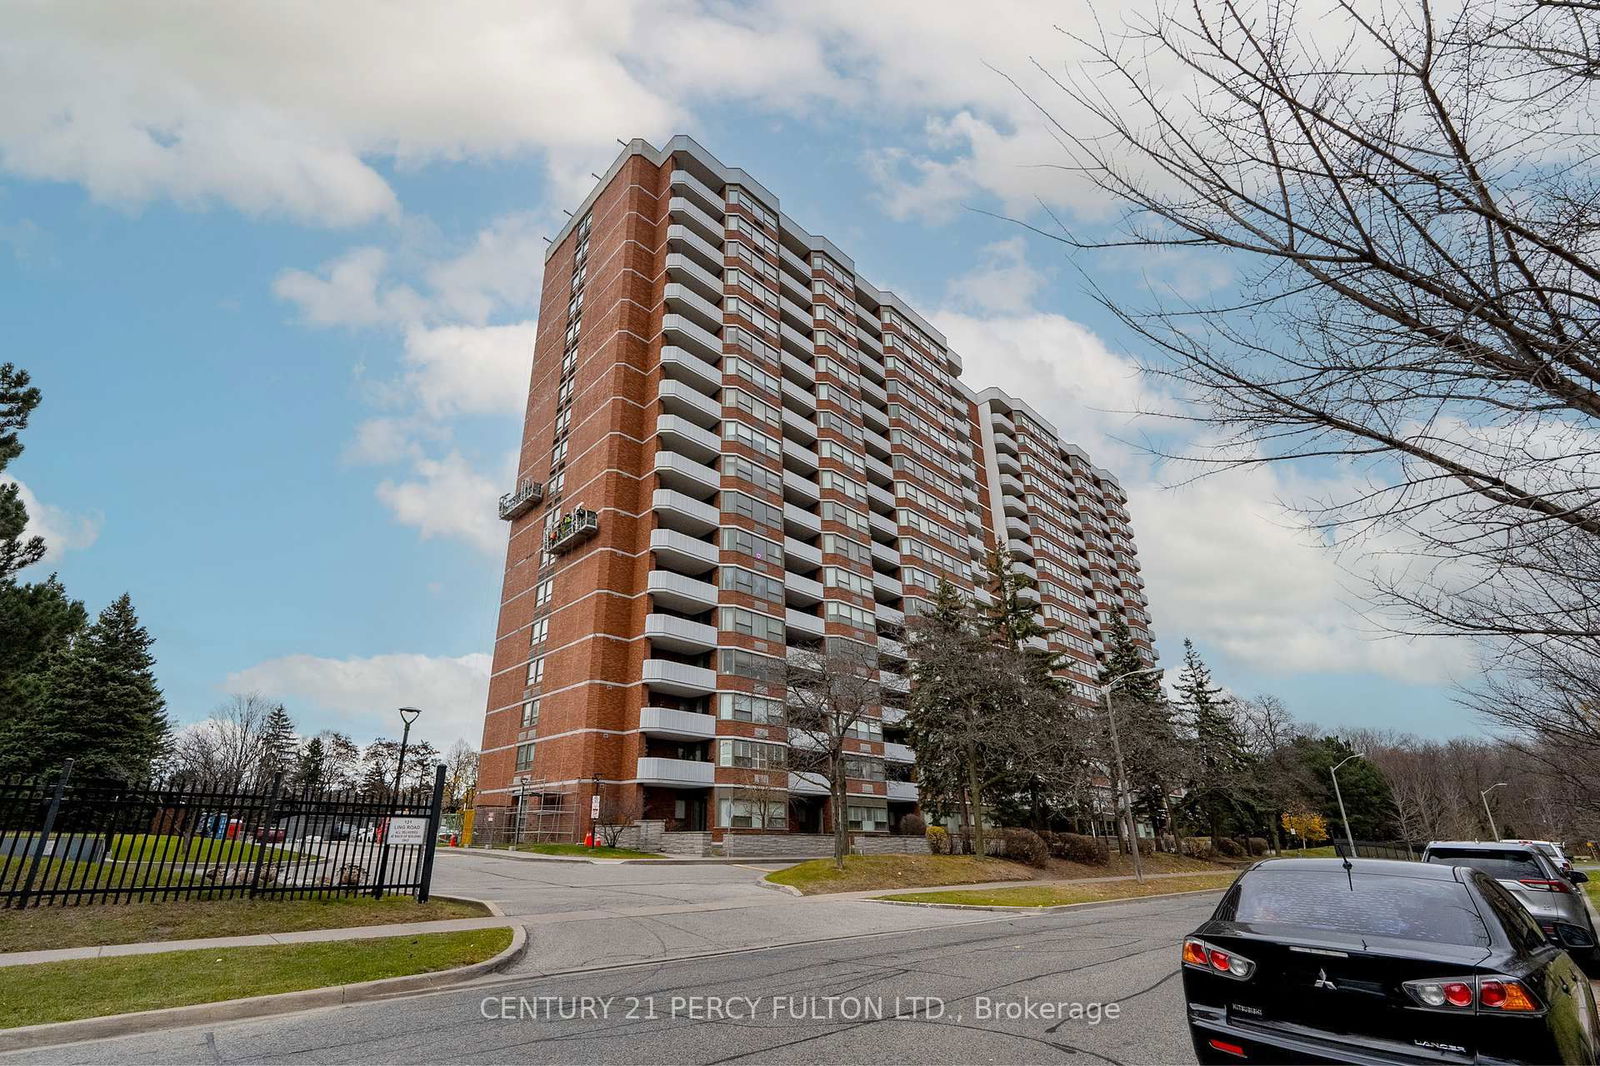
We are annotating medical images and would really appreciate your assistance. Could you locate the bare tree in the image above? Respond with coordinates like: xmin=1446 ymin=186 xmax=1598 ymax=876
xmin=163 ymin=693 xmax=276 ymax=789
xmin=1025 ymin=0 xmax=1600 ymax=764
xmin=786 ymin=638 xmax=884 ymax=869
xmin=443 ymin=739 xmax=479 ymax=811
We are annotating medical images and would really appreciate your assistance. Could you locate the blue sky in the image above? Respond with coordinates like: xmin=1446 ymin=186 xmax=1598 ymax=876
xmin=1 ymin=3 xmax=1473 ymax=750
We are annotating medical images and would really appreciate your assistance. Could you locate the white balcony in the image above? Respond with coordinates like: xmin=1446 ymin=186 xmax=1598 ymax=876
xmin=668 ymin=169 xmax=722 ymax=215
xmin=782 ymin=469 xmax=820 ymax=506
xmin=1003 ymin=493 xmax=1029 ymax=518
xmin=861 ymin=404 xmax=888 ymax=432
xmin=663 ymin=282 xmax=722 ymax=335
xmin=637 ymin=757 xmax=715 ymax=788
xmin=995 ymin=451 xmax=1021 ymax=477
xmin=869 ymin=511 xmax=898 ymax=543
xmin=780 ymin=377 xmax=814 ymax=412
xmin=878 ymin=636 xmax=907 ymax=659
xmin=999 ymin=473 xmax=1026 ymax=496
xmin=647 ymin=570 xmax=718 ymax=613
xmin=657 ymin=413 xmax=722 ymax=464
xmin=873 ymin=571 xmax=903 ymax=598
xmin=658 ymin=379 xmax=721 ymax=427
xmin=883 ymin=741 xmax=914 ymax=764
xmin=992 ymin=428 xmax=1018 ymax=455
xmin=658 ymin=344 xmax=722 ymax=396
xmin=642 ymin=659 xmax=718 ymax=697
xmin=1005 ymin=516 xmax=1031 ymax=539
xmin=785 ymin=571 xmax=824 ymax=606
xmin=886 ymin=780 xmax=919 ymax=802
xmin=668 ymin=195 xmax=723 ymax=245
xmin=664 ymin=251 xmax=722 ymax=302
xmin=661 ymin=312 xmax=721 ymax=364
xmin=665 ymin=224 xmax=723 ymax=276
xmin=639 ymin=706 xmax=718 ymax=742
xmin=654 ymin=450 xmax=720 ymax=498
xmin=645 ymin=613 xmax=718 ymax=653
xmin=782 ymin=438 xmax=819 ymax=473
xmin=870 ymin=540 xmax=900 ymax=571
xmin=1008 ymin=538 xmax=1035 ymax=560
xmin=781 ymin=407 xmax=818 ymax=445
xmin=653 ymin=488 xmax=719 ymax=534
xmin=881 ymin=705 xmax=907 ymax=726
xmin=651 ymin=528 xmax=719 ymax=575
xmin=788 ymin=771 xmax=830 ymax=796
xmin=785 ymin=607 xmax=825 ymax=638
xmin=875 ymin=603 xmax=905 ymax=627
xmin=989 ymin=410 xmax=1016 ymax=434
xmin=782 ymin=352 xmax=815 ymax=384
xmin=784 ymin=502 xmax=821 ymax=537
xmin=880 ymin=671 xmax=910 ymax=694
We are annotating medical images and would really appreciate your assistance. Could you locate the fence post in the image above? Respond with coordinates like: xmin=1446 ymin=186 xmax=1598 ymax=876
xmin=417 ymin=764 xmax=447 ymax=902
xmin=17 ymin=760 xmax=73 ymax=909
xmin=247 ymin=772 xmax=284 ymax=898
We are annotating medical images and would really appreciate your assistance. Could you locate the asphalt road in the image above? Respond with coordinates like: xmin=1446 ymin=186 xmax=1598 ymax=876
xmin=7 ymin=886 xmax=1216 ymax=1064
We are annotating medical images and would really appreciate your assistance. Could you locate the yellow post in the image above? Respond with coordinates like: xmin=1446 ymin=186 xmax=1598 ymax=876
xmin=461 ymin=808 xmax=475 ymax=847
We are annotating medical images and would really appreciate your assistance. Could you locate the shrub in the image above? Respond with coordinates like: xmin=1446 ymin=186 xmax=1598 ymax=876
xmin=1038 ymin=830 xmax=1062 ymax=856
xmin=1002 ymin=828 xmax=1051 ymax=868
xmin=926 ymin=826 xmax=950 ymax=855
xmin=899 ymin=813 xmax=926 ymax=837
xmin=1135 ymin=838 xmax=1155 ymax=857
xmin=1215 ymin=837 xmax=1246 ymax=858
xmin=1247 ymin=837 xmax=1269 ymax=856
xmin=1058 ymin=832 xmax=1111 ymax=866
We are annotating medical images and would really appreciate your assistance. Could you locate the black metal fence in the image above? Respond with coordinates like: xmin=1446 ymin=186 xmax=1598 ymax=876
xmin=0 ymin=760 xmax=446 ymax=908
xmin=1333 ymin=839 xmax=1423 ymax=862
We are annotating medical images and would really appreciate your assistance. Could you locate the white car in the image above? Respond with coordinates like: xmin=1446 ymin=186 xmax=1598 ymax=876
xmin=1506 ymin=838 xmax=1573 ymax=873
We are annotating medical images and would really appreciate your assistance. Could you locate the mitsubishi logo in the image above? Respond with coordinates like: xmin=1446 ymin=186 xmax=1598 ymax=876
xmin=1314 ymin=969 xmax=1337 ymax=991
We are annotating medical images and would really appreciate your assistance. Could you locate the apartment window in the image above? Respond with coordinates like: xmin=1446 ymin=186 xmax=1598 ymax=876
xmin=821 ymin=501 xmax=870 ymax=535
xmin=825 ymin=566 xmax=873 ymax=597
xmin=819 ymin=470 xmax=867 ymax=502
xmin=816 ymin=384 xmax=863 ymax=417
xmin=719 ymin=607 xmax=785 ymax=643
xmin=847 ymin=717 xmax=883 ymax=742
xmin=726 ymin=326 xmax=779 ymax=365
xmin=719 ymin=566 xmax=783 ymax=603
xmin=721 ymin=527 xmax=783 ymax=566
xmin=726 ymin=187 xmax=776 ymax=229
xmin=550 ymin=439 xmax=568 ymax=467
xmin=528 ymin=617 xmax=549 ymax=648
xmin=822 ymin=533 xmax=871 ymax=566
xmin=717 ymin=692 xmax=785 ymax=724
xmin=725 ymin=357 xmax=779 ymax=396
xmin=533 ymin=579 xmax=554 ymax=609
xmin=723 ymin=455 xmax=783 ymax=496
xmin=514 ymin=743 xmax=536 ymax=773
xmin=553 ymin=407 xmax=571 ymax=439
xmin=521 ymin=699 xmax=540 ymax=728
xmin=847 ymin=802 xmax=889 ymax=832
xmin=717 ymin=738 xmax=787 ymax=770
xmin=526 ymin=657 xmax=545 ymax=686
xmin=825 ymin=600 xmax=875 ymax=631
xmin=718 ymin=796 xmax=786 ymax=830
xmin=723 ymin=420 xmax=781 ymax=460
xmin=718 ymin=648 xmax=784 ymax=684
xmin=723 ymin=489 xmax=783 ymax=530
xmin=817 ymin=412 xmax=865 ymax=444
xmin=818 ymin=439 xmax=866 ymax=472
xmin=725 ymin=388 xmax=780 ymax=426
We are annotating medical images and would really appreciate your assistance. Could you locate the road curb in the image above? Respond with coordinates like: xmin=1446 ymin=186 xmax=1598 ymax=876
xmin=431 ymin=893 xmax=505 ymax=917
xmin=868 ymin=886 xmax=1228 ymax=914
xmin=0 ymin=923 xmax=527 ymax=1053
xmin=756 ymin=877 xmax=803 ymax=897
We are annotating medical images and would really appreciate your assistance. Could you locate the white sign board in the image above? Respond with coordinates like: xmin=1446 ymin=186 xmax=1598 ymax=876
xmin=388 ymin=817 xmax=429 ymax=845
xmin=590 ymin=795 xmax=601 ymax=819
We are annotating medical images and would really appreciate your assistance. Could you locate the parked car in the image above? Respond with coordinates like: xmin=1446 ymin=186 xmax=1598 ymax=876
xmin=1506 ymin=839 xmax=1575 ymax=875
xmin=1423 ymin=841 xmax=1597 ymax=966
xmin=1183 ymin=858 xmax=1599 ymax=1064
xmin=250 ymin=825 xmax=286 ymax=844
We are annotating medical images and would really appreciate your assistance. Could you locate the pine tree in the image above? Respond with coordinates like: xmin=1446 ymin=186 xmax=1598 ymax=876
xmin=1098 ymin=614 xmax=1177 ymax=840
xmin=0 ymin=363 xmax=45 ymax=579
xmin=292 ymin=735 xmax=326 ymax=794
xmin=34 ymin=594 xmax=170 ymax=780
xmin=0 ymin=574 xmax=87 ymax=775
xmin=258 ymin=703 xmax=298 ymax=786
xmin=360 ymin=739 xmax=399 ymax=798
xmin=1174 ymin=639 xmax=1247 ymax=839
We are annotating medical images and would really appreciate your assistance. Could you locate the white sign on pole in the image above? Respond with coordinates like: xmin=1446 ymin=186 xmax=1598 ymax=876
xmin=590 ymin=795 xmax=601 ymax=819
xmin=388 ymin=817 xmax=429 ymax=845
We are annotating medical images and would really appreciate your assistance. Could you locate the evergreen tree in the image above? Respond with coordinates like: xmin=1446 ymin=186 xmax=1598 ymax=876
xmin=1098 ymin=614 xmax=1179 ymax=839
xmin=34 ymin=594 xmax=170 ymax=780
xmin=258 ymin=703 xmax=297 ymax=785
xmin=0 ymin=363 xmax=45 ymax=579
xmin=292 ymin=735 xmax=326 ymax=794
xmin=1291 ymin=735 xmax=1400 ymax=841
xmin=1173 ymin=639 xmax=1249 ymax=839
xmin=0 ymin=575 xmax=87 ymax=775
xmin=360 ymin=739 xmax=399 ymax=798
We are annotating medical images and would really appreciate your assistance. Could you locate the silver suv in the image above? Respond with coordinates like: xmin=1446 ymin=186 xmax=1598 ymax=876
xmin=1423 ymin=840 xmax=1596 ymax=965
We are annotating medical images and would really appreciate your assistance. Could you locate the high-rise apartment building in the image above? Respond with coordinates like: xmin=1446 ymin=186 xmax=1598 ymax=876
xmin=477 ymin=136 xmax=1155 ymax=849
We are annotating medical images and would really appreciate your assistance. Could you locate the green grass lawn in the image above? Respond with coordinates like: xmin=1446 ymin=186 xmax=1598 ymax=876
xmin=107 ymin=834 xmax=303 ymax=865
xmin=879 ymin=871 xmax=1240 ymax=907
xmin=766 ymin=854 xmax=1035 ymax=895
xmin=0 ymin=895 xmax=489 ymax=954
xmin=509 ymin=843 xmax=662 ymax=859
xmin=0 ymin=928 xmax=513 ymax=1029
xmin=0 ymin=855 xmax=203 ymax=894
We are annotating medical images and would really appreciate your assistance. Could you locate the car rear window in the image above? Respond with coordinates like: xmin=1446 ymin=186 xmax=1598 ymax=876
xmin=1426 ymin=849 xmax=1546 ymax=880
xmin=1232 ymin=870 xmax=1491 ymax=946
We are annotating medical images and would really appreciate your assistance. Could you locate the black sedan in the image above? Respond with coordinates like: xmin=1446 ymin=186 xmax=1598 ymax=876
xmin=1183 ymin=858 xmax=1600 ymax=1064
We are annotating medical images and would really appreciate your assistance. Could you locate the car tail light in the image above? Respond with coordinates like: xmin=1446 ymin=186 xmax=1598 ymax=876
xmin=1403 ymin=975 xmax=1542 ymax=1014
xmin=1207 ymin=1039 xmax=1246 ymax=1058
xmin=1518 ymin=879 xmax=1570 ymax=893
xmin=1181 ymin=938 xmax=1256 ymax=980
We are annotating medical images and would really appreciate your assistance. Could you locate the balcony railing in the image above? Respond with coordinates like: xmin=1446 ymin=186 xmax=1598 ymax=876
xmin=497 ymin=480 xmax=544 ymax=521
xmin=545 ymin=508 xmax=599 ymax=554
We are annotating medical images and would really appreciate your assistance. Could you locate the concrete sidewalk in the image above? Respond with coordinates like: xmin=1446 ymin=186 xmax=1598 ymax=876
xmin=0 ymin=915 xmax=515 ymax=968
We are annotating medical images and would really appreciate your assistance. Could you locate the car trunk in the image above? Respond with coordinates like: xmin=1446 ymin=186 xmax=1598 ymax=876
xmin=1198 ymin=926 xmax=1519 ymax=1060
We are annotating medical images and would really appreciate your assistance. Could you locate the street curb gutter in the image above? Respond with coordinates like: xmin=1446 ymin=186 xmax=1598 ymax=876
xmin=756 ymin=878 xmax=803 ymax=897
xmin=0 ymin=923 xmax=527 ymax=1054
xmin=868 ymin=886 xmax=1228 ymax=914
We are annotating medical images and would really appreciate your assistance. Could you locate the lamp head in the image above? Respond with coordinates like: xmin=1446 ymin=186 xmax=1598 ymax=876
xmin=399 ymin=706 xmax=422 ymax=727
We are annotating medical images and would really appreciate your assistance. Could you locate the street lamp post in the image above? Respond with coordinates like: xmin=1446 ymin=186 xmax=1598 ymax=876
xmin=374 ymin=706 xmax=422 ymax=898
xmin=1481 ymin=782 xmax=1507 ymax=840
xmin=1330 ymin=752 xmax=1364 ymax=860
xmin=1098 ymin=666 xmax=1163 ymax=886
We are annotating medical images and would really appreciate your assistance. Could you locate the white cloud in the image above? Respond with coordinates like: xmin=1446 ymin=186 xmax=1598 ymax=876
xmin=6 ymin=478 xmax=101 ymax=566
xmin=945 ymin=237 xmax=1047 ymax=313
xmin=272 ymin=247 xmax=426 ymax=328
xmin=375 ymin=451 xmax=506 ymax=556
xmin=401 ymin=322 xmax=534 ymax=419
xmin=226 ymin=651 xmax=491 ymax=749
